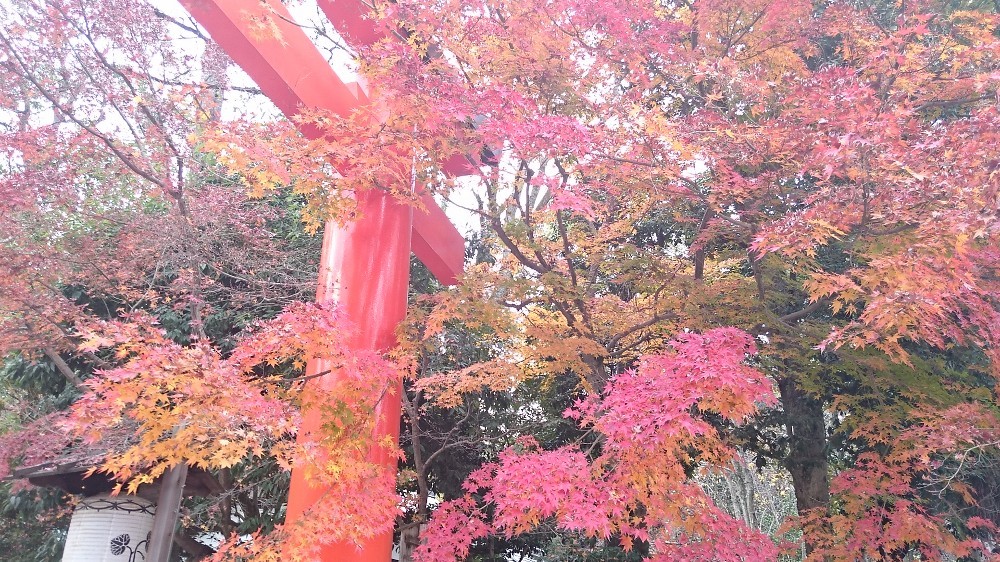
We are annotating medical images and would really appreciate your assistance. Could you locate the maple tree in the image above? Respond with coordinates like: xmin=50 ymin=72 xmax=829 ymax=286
xmin=0 ymin=0 xmax=328 ymax=557
xmin=276 ymin=0 xmax=997 ymax=558
xmin=2 ymin=0 xmax=1000 ymax=560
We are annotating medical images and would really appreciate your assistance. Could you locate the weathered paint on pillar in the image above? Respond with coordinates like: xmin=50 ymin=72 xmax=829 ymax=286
xmin=285 ymin=190 xmax=412 ymax=560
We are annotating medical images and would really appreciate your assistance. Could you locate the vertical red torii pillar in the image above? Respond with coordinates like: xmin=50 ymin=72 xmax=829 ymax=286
xmin=178 ymin=1 xmax=466 ymax=560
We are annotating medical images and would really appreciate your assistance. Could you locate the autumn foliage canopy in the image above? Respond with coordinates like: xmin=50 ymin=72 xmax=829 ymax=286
xmin=1 ymin=0 xmax=1000 ymax=560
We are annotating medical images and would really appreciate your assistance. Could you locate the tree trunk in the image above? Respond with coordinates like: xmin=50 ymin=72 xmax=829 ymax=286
xmin=778 ymin=377 xmax=830 ymax=554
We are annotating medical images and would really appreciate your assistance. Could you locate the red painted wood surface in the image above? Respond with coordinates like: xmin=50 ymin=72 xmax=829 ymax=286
xmin=284 ymin=189 xmax=412 ymax=562
xmin=312 ymin=0 xmax=468 ymax=285
xmin=176 ymin=1 xmax=465 ymax=560
xmin=179 ymin=0 xmax=464 ymax=285
xmin=316 ymin=0 xmax=385 ymax=48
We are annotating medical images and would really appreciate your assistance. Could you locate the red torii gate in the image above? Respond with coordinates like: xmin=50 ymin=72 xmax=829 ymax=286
xmin=176 ymin=1 xmax=467 ymax=560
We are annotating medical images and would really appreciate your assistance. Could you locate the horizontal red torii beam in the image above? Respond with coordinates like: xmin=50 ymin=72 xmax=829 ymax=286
xmin=180 ymin=0 xmax=464 ymax=286
xmin=177 ymin=1 xmax=466 ymax=561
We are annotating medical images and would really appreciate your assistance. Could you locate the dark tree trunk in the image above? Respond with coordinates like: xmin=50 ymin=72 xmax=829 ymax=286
xmin=778 ymin=377 xmax=830 ymax=554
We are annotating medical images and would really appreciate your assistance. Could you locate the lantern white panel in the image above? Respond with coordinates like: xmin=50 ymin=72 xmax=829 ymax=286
xmin=62 ymin=494 xmax=156 ymax=562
